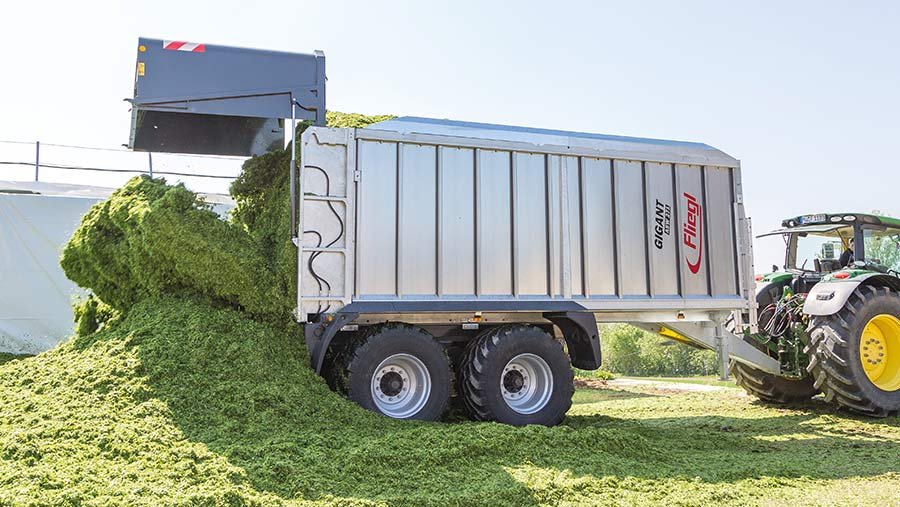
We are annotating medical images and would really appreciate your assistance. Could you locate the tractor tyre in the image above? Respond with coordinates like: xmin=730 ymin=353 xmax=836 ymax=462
xmin=459 ymin=325 xmax=574 ymax=426
xmin=728 ymin=282 xmax=818 ymax=404
xmin=345 ymin=324 xmax=452 ymax=421
xmin=806 ymin=285 xmax=900 ymax=416
xmin=730 ymin=361 xmax=818 ymax=404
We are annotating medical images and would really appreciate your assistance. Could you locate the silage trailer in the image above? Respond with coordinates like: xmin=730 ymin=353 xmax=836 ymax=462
xmin=126 ymin=37 xmax=899 ymax=425
xmin=293 ymin=118 xmax=770 ymax=425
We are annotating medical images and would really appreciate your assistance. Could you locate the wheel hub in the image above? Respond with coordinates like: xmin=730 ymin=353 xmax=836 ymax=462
xmin=860 ymin=314 xmax=900 ymax=392
xmin=500 ymin=353 xmax=553 ymax=415
xmin=371 ymin=354 xmax=431 ymax=418
xmin=502 ymin=368 xmax=527 ymax=394
xmin=379 ymin=371 xmax=404 ymax=397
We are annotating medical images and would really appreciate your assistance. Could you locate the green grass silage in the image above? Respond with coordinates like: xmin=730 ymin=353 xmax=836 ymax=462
xmin=1 ymin=111 xmax=899 ymax=506
xmin=3 ymin=301 xmax=899 ymax=505
xmin=0 ymin=296 xmax=655 ymax=505
xmin=0 ymin=354 xmax=29 ymax=367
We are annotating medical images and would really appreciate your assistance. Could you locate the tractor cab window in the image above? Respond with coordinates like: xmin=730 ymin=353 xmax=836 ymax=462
xmin=862 ymin=226 xmax=900 ymax=272
xmin=786 ymin=226 xmax=854 ymax=273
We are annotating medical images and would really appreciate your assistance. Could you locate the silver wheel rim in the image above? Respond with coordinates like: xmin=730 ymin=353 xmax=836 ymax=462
xmin=501 ymin=353 xmax=553 ymax=415
xmin=371 ymin=353 xmax=431 ymax=418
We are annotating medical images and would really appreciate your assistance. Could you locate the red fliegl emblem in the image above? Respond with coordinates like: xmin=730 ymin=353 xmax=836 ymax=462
xmin=683 ymin=192 xmax=703 ymax=274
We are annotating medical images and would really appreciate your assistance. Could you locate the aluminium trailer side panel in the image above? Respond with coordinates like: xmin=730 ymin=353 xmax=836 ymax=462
xmin=297 ymin=124 xmax=752 ymax=319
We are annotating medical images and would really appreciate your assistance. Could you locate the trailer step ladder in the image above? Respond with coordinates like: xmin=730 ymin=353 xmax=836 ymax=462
xmin=294 ymin=128 xmax=356 ymax=322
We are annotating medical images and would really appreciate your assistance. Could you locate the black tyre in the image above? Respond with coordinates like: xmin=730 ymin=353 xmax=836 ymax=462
xmin=321 ymin=332 xmax=359 ymax=394
xmin=728 ymin=282 xmax=818 ymax=403
xmin=346 ymin=324 xmax=452 ymax=421
xmin=459 ymin=325 xmax=574 ymax=426
xmin=731 ymin=361 xmax=818 ymax=403
xmin=806 ymin=285 xmax=900 ymax=416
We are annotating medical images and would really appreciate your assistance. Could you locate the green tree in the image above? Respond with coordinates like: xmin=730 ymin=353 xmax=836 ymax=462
xmin=601 ymin=324 xmax=643 ymax=374
xmin=865 ymin=234 xmax=899 ymax=271
xmin=601 ymin=324 xmax=717 ymax=376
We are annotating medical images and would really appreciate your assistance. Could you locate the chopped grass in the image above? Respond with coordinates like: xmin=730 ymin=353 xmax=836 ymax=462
xmin=1 ymin=111 xmax=897 ymax=505
xmin=623 ymin=376 xmax=741 ymax=389
xmin=2 ymin=310 xmax=898 ymax=506
xmin=574 ymin=368 xmax=615 ymax=380
xmin=0 ymin=353 xmax=29 ymax=366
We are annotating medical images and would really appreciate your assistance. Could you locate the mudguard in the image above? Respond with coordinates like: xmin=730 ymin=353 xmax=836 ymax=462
xmin=804 ymin=273 xmax=900 ymax=316
xmin=544 ymin=312 xmax=602 ymax=370
xmin=803 ymin=280 xmax=863 ymax=316
xmin=756 ymin=274 xmax=793 ymax=297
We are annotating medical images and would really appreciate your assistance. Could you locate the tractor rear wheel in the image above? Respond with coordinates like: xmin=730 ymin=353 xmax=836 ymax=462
xmin=728 ymin=283 xmax=818 ymax=404
xmin=806 ymin=285 xmax=900 ymax=416
xmin=730 ymin=361 xmax=818 ymax=404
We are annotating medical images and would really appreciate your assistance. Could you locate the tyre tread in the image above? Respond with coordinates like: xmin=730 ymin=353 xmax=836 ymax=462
xmin=730 ymin=361 xmax=818 ymax=404
xmin=459 ymin=325 xmax=574 ymax=426
xmin=345 ymin=323 xmax=452 ymax=421
xmin=806 ymin=287 xmax=900 ymax=417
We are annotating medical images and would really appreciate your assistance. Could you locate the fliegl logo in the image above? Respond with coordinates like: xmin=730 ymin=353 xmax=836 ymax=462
xmin=682 ymin=192 xmax=703 ymax=274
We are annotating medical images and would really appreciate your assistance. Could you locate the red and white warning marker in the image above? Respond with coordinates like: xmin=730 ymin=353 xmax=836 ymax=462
xmin=162 ymin=40 xmax=206 ymax=52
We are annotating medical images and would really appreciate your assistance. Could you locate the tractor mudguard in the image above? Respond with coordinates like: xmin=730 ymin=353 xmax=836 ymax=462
xmin=755 ymin=277 xmax=793 ymax=311
xmin=804 ymin=273 xmax=900 ymax=316
xmin=803 ymin=281 xmax=863 ymax=316
xmin=756 ymin=274 xmax=793 ymax=297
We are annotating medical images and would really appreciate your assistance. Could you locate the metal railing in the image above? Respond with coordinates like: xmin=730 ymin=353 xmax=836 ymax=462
xmin=0 ymin=139 xmax=244 ymax=184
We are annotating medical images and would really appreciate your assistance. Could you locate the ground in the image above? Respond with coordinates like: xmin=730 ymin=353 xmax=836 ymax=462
xmin=1 ymin=301 xmax=897 ymax=507
xmin=565 ymin=378 xmax=900 ymax=506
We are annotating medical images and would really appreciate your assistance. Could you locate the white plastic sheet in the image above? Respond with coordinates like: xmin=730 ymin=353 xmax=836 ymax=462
xmin=0 ymin=190 xmax=98 ymax=354
xmin=0 ymin=181 xmax=234 ymax=354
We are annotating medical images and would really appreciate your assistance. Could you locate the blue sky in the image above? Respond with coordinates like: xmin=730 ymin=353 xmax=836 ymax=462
xmin=1 ymin=0 xmax=898 ymax=268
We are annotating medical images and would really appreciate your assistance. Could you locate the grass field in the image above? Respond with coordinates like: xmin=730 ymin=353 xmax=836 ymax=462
xmin=620 ymin=375 xmax=739 ymax=388
xmin=565 ymin=383 xmax=900 ymax=506
xmin=1 ymin=300 xmax=897 ymax=506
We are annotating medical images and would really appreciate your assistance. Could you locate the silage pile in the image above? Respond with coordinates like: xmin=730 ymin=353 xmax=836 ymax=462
xmin=62 ymin=111 xmax=396 ymax=329
xmin=0 ymin=112 xmax=658 ymax=506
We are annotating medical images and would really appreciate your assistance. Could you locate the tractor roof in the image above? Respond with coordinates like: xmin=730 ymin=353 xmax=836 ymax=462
xmin=779 ymin=213 xmax=900 ymax=230
xmin=758 ymin=223 xmax=849 ymax=238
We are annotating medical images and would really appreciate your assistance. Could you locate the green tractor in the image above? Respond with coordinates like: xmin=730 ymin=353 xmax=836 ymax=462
xmin=732 ymin=213 xmax=900 ymax=416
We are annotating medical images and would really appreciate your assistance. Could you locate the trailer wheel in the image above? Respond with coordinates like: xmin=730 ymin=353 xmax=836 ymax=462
xmin=345 ymin=324 xmax=451 ymax=421
xmin=727 ymin=283 xmax=818 ymax=404
xmin=460 ymin=325 xmax=573 ymax=426
xmin=806 ymin=285 xmax=900 ymax=416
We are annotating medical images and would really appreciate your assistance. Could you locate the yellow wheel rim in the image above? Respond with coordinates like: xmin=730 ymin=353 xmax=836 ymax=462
xmin=860 ymin=314 xmax=900 ymax=392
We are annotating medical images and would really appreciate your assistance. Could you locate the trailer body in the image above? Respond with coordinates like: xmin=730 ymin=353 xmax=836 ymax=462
xmin=297 ymin=118 xmax=775 ymax=375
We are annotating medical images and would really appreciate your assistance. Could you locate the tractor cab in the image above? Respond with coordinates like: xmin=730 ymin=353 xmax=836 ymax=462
xmin=759 ymin=213 xmax=900 ymax=293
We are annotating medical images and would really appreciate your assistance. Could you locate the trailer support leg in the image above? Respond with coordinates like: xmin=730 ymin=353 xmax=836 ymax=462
xmin=715 ymin=323 xmax=730 ymax=381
